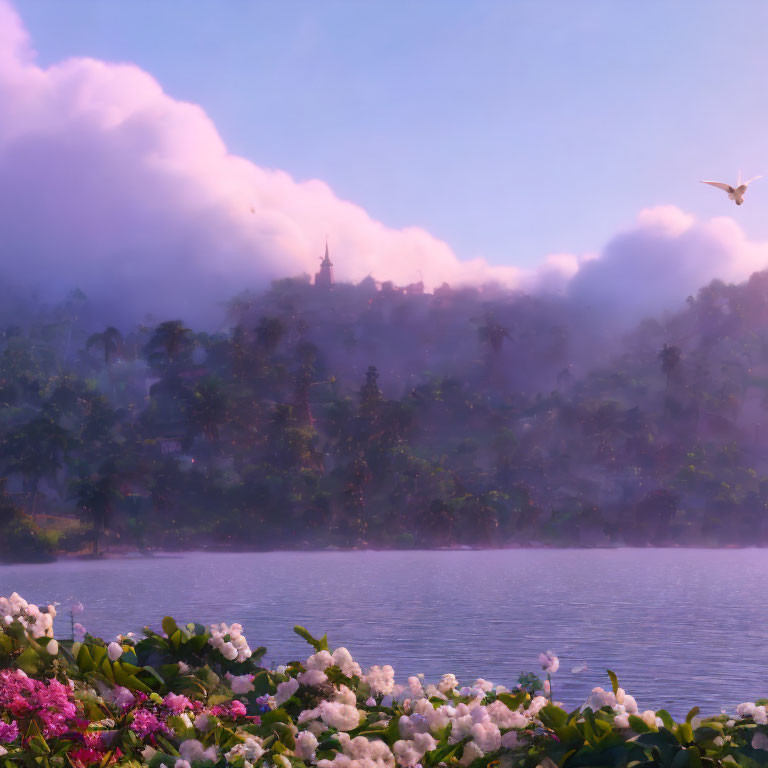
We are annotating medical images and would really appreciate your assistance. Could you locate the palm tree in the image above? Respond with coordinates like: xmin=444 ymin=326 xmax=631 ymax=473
xmin=478 ymin=315 xmax=510 ymax=355
xmin=73 ymin=461 xmax=121 ymax=556
xmin=0 ymin=417 xmax=70 ymax=514
xmin=143 ymin=321 xmax=195 ymax=370
xmin=86 ymin=327 xmax=123 ymax=366
xmin=186 ymin=376 xmax=228 ymax=440
xmin=658 ymin=344 xmax=682 ymax=387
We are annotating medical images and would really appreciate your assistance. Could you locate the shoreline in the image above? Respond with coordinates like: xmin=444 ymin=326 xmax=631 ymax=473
xmin=1 ymin=540 xmax=763 ymax=564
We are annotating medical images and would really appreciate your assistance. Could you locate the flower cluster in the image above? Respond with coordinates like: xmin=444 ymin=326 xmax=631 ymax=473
xmin=0 ymin=593 xmax=56 ymax=638
xmin=1 ymin=593 xmax=767 ymax=768
xmin=209 ymin=621 xmax=253 ymax=662
xmin=0 ymin=669 xmax=76 ymax=738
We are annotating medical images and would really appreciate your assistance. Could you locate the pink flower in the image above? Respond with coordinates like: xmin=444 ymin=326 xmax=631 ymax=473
xmin=0 ymin=720 xmax=19 ymax=743
xmin=163 ymin=693 xmax=193 ymax=714
xmin=130 ymin=709 xmax=165 ymax=738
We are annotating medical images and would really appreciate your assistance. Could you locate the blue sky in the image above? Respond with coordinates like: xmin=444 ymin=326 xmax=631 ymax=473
xmin=16 ymin=0 xmax=768 ymax=271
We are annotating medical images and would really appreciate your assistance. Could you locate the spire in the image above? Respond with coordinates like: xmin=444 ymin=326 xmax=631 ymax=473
xmin=315 ymin=238 xmax=335 ymax=288
xmin=322 ymin=239 xmax=333 ymax=266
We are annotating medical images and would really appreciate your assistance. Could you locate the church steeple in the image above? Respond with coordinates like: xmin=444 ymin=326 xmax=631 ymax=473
xmin=315 ymin=239 xmax=335 ymax=288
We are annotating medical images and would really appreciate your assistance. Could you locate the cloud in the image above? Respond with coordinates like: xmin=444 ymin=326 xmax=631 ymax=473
xmin=567 ymin=205 xmax=768 ymax=326
xmin=0 ymin=0 xmax=528 ymax=325
xmin=1 ymin=0 xmax=767 ymax=329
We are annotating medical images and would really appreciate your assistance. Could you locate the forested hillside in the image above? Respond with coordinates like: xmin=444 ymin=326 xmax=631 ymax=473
xmin=3 ymin=269 xmax=768 ymax=559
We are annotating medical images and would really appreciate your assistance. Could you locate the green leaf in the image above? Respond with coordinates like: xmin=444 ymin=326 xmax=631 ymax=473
xmin=539 ymin=704 xmax=568 ymax=729
xmin=16 ymin=647 xmax=41 ymax=675
xmin=293 ymin=625 xmax=325 ymax=652
xmin=657 ymin=710 xmax=676 ymax=731
xmin=607 ymin=670 xmax=619 ymax=695
xmin=161 ymin=616 xmax=179 ymax=637
xmin=262 ymin=708 xmax=292 ymax=726
xmin=686 ymin=707 xmax=700 ymax=724
xmin=77 ymin=643 xmax=95 ymax=673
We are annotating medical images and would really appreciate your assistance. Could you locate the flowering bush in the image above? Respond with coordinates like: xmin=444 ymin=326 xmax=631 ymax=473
xmin=0 ymin=592 xmax=766 ymax=767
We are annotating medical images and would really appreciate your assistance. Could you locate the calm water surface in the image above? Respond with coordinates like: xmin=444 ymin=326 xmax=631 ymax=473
xmin=0 ymin=549 xmax=763 ymax=717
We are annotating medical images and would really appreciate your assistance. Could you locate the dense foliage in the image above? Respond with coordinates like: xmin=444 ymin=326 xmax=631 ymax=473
xmin=2 ymin=592 xmax=768 ymax=768
xmin=3 ymin=269 xmax=768 ymax=558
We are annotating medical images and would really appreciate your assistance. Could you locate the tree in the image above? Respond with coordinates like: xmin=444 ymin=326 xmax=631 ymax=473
xmin=185 ymin=376 xmax=228 ymax=440
xmin=86 ymin=327 xmax=123 ymax=366
xmin=73 ymin=460 xmax=121 ymax=556
xmin=256 ymin=317 xmax=285 ymax=355
xmin=478 ymin=315 xmax=510 ymax=355
xmin=143 ymin=321 xmax=195 ymax=370
xmin=0 ymin=417 xmax=70 ymax=514
xmin=658 ymin=344 xmax=682 ymax=387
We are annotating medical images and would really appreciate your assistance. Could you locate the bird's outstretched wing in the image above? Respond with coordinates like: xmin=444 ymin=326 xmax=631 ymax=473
xmin=744 ymin=175 xmax=763 ymax=186
xmin=700 ymin=181 xmax=734 ymax=192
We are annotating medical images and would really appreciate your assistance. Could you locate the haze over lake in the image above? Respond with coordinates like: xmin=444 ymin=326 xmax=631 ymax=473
xmin=2 ymin=548 xmax=764 ymax=718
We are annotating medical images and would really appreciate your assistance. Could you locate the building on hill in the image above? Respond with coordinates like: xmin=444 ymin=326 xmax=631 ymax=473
xmin=315 ymin=241 xmax=335 ymax=289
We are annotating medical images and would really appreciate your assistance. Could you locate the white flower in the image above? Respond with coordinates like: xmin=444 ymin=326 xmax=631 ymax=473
xmin=220 ymin=642 xmax=238 ymax=661
xmin=275 ymin=677 xmax=300 ymax=705
xmin=755 ymin=706 xmax=768 ymax=725
xmin=407 ymin=676 xmax=424 ymax=699
xmin=46 ymin=639 xmax=59 ymax=655
xmin=641 ymin=710 xmax=658 ymax=729
xmin=107 ymin=642 xmax=123 ymax=661
xmin=73 ymin=623 xmax=87 ymax=642
xmin=460 ymin=741 xmax=485 ymax=766
xmin=486 ymin=700 xmax=528 ymax=729
xmin=306 ymin=650 xmax=334 ymax=670
xmin=334 ymin=685 xmax=357 ymax=706
xmin=614 ymin=713 xmax=631 ymax=729
xmin=438 ymin=674 xmax=459 ymax=695
xmin=619 ymin=693 xmax=638 ymax=715
xmin=399 ymin=714 xmax=430 ymax=739
xmin=298 ymin=669 xmax=329 ymax=687
xmin=584 ymin=687 xmax=616 ymax=711
xmin=319 ymin=701 xmax=364 ymax=731
xmin=226 ymin=736 xmax=265 ymax=764
xmin=295 ymin=730 xmax=319 ymax=760
xmin=474 ymin=679 xmax=494 ymax=693
xmin=227 ymin=673 xmax=255 ymax=695
xmin=538 ymin=651 xmax=559 ymax=675
xmin=366 ymin=665 xmax=396 ymax=696
xmin=470 ymin=721 xmax=501 ymax=753
xmin=179 ymin=739 xmax=219 ymax=763
xmin=175 ymin=762 xmax=191 ymax=768
xmin=366 ymin=697 xmax=377 ymax=707
xmin=178 ymin=661 xmax=190 ymax=674
xmin=332 ymin=647 xmax=362 ymax=677
xmin=526 ymin=696 xmax=549 ymax=717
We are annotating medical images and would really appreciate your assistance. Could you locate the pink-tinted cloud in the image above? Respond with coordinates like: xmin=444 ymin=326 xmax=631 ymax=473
xmin=1 ymin=0 xmax=767 ymax=328
xmin=0 ymin=0 xmax=526 ymax=324
xmin=568 ymin=205 xmax=768 ymax=325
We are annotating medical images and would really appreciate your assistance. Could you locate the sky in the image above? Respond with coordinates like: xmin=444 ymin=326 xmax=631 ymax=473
xmin=4 ymin=0 xmax=768 ymax=325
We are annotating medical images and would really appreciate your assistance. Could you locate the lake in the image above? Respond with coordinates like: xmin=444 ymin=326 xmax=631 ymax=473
xmin=1 ymin=548 xmax=764 ymax=718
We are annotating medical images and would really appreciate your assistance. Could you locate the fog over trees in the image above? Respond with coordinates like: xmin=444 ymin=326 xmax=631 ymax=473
xmin=3 ymin=264 xmax=768 ymax=560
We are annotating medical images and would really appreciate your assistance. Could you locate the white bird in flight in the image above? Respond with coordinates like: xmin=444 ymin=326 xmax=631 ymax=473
xmin=700 ymin=171 xmax=762 ymax=205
